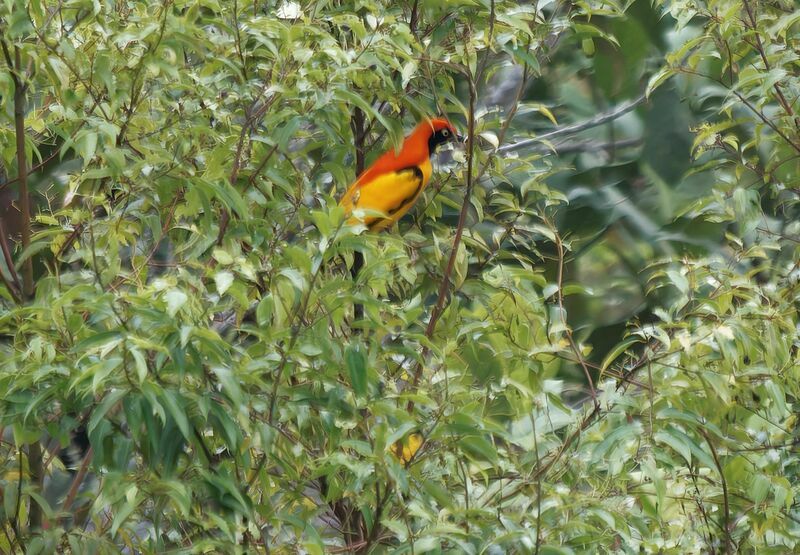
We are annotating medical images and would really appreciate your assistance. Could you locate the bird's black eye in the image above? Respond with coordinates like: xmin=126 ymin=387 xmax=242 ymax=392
xmin=441 ymin=129 xmax=450 ymax=137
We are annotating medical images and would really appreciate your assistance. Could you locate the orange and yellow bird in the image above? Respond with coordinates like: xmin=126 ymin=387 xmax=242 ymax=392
xmin=339 ymin=118 xmax=461 ymax=230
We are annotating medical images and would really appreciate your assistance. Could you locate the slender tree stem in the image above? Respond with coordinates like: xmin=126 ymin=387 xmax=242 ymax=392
xmin=407 ymin=74 xmax=477 ymax=409
xmin=12 ymin=46 xmax=33 ymax=298
xmin=60 ymin=447 xmax=94 ymax=517
xmin=351 ymin=107 xmax=367 ymax=324
xmin=701 ymin=429 xmax=732 ymax=553
xmin=554 ymin=231 xmax=597 ymax=406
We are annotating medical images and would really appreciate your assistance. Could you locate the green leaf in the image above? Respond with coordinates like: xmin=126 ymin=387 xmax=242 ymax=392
xmin=161 ymin=389 xmax=192 ymax=442
xmin=345 ymin=344 xmax=367 ymax=398
xmin=164 ymin=289 xmax=188 ymax=317
xmin=256 ymin=294 xmax=274 ymax=327
xmin=600 ymin=337 xmax=641 ymax=378
xmin=88 ymin=388 xmax=128 ymax=435
xmin=215 ymin=270 xmax=234 ymax=295
xmin=73 ymin=331 xmax=124 ymax=355
xmin=646 ymin=66 xmax=675 ymax=98
xmin=458 ymin=435 xmax=498 ymax=463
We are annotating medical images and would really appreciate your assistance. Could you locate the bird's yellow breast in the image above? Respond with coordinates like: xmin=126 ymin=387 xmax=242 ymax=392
xmin=341 ymin=158 xmax=433 ymax=230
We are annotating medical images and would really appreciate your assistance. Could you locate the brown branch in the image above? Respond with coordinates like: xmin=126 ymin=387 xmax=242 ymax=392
xmin=728 ymin=88 xmax=800 ymax=154
xmin=11 ymin=46 xmax=33 ymax=298
xmin=400 ymin=54 xmax=530 ymax=398
xmin=700 ymin=429 xmax=733 ymax=553
xmin=0 ymin=144 xmax=64 ymax=191
xmin=554 ymin=231 xmax=597 ymax=406
xmin=249 ymin=218 xmax=347 ymax=490
xmin=676 ymin=66 xmax=800 ymax=154
xmin=407 ymin=73 xmax=477 ymax=410
xmin=474 ymin=0 xmax=495 ymax=86
xmin=498 ymin=94 xmax=647 ymax=154
xmin=59 ymin=446 xmax=94 ymax=517
xmin=350 ymin=106 xmax=367 ymax=324
xmin=217 ymin=77 xmax=286 ymax=245
xmin=409 ymin=0 xmax=420 ymax=35
xmin=216 ymin=124 xmax=249 ymax=245
xmin=27 ymin=442 xmax=44 ymax=530
xmin=6 ymin=37 xmax=43 ymax=532
xmin=0 ymin=37 xmax=14 ymax=71
xmin=741 ymin=0 xmax=796 ymax=124
xmin=247 ymin=142 xmax=280 ymax=186
xmin=11 ymin=445 xmax=22 ymax=543
xmin=232 ymin=0 xmax=248 ymax=81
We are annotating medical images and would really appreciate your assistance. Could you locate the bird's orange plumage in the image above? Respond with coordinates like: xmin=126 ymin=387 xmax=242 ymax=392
xmin=339 ymin=118 xmax=458 ymax=230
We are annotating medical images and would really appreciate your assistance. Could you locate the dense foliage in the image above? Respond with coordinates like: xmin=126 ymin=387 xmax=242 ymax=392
xmin=0 ymin=0 xmax=798 ymax=552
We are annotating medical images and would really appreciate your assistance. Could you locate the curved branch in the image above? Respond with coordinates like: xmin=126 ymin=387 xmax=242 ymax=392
xmin=498 ymin=93 xmax=647 ymax=154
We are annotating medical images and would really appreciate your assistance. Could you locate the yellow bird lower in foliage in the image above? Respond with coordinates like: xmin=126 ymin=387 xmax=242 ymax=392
xmin=390 ymin=432 xmax=424 ymax=465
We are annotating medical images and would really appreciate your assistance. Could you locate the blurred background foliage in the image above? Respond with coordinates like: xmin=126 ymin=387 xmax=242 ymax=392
xmin=0 ymin=0 xmax=798 ymax=552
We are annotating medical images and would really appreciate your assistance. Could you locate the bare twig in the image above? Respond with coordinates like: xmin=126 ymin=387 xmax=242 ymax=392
xmin=217 ymin=75 xmax=286 ymax=245
xmin=350 ymin=107 xmax=367 ymax=324
xmin=530 ymin=137 xmax=643 ymax=155
xmin=246 ymin=220 xmax=347 ymax=497
xmin=474 ymin=0 xmax=495 ymax=86
xmin=729 ymin=88 xmax=800 ymax=155
xmin=700 ymin=429 xmax=733 ymax=553
xmin=498 ymin=94 xmax=647 ymax=154
xmin=531 ymin=412 xmax=542 ymax=555
xmin=409 ymin=0 xmax=420 ymax=34
xmin=10 ymin=45 xmax=33 ymax=298
xmin=0 ymin=145 xmax=64 ymax=191
xmin=675 ymin=66 xmax=800 ymax=154
xmin=11 ymin=445 xmax=23 ymax=543
xmin=554 ymin=231 xmax=597 ymax=405
xmin=60 ymin=447 xmax=94 ymax=518
xmin=741 ymin=0 xmax=796 ymax=124
xmin=407 ymin=73 xmax=477 ymax=408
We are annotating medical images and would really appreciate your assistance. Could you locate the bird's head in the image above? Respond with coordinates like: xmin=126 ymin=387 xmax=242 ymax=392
xmin=424 ymin=118 xmax=463 ymax=154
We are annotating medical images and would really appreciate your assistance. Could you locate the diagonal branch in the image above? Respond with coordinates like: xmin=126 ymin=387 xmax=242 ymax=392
xmin=498 ymin=93 xmax=647 ymax=154
xmin=741 ymin=0 xmax=796 ymax=123
xmin=407 ymin=73 xmax=478 ymax=409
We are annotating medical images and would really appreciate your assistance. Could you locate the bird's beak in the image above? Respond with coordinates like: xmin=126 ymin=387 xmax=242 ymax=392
xmin=456 ymin=133 xmax=466 ymax=143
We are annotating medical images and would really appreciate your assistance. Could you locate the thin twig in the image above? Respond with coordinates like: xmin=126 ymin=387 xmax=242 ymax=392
xmin=12 ymin=445 xmax=22 ymax=543
xmin=0 ymin=145 xmax=64 ymax=191
xmin=217 ymin=74 xmax=287 ymax=245
xmin=11 ymin=45 xmax=33 ymax=298
xmin=407 ymin=72 xmax=477 ymax=409
xmin=529 ymin=137 xmax=643 ymax=155
xmin=531 ymin=412 xmax=542 ymax=555
xmin=675 ymin=66 xmax=800 ymax=154
xmin=554 ymin=230 xmax=597 ymax=405
xmin=498 ymin=94 xmax=647 ymax=154
xmin=741 ymin=0 xmax=796 ymax=123
xmin=247 ymin=221 xmax=346 ymax=495
xmin=701 ymin=428 xmax=733 ymax=553
xmin=60 ymin=447 xmax=94 ymax=517
xmin=409 ymin=0 xmax=420 ymax=34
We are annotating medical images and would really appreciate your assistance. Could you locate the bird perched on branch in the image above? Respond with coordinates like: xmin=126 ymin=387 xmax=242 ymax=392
xmin=339 ymin=117 xmax=461 ymax=230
